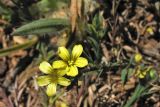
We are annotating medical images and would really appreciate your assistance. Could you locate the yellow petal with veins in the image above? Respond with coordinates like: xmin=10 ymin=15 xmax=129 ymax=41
xmin=39 ymin=61 xmax=53 ymax=74
xmin=52 ymin=60 xmax=67 ymax=69
xmin=66 ymin=66 xmax=78 ymax=77
xmin=71 ymin=44 xmax=83 ymax=61
xmin=58 ymin=77 xmax=71 ymax=86
xmin=37 ymin=75 xmax=51 ymax=86
xmin=75 ymin=57 xmax=88 ymax=68
xmin=58 ymin=47 xmax=70 ymax=61
xmin=46 ymin=83 xmax=57 ymax=96
xmin=57 ymin=68 xmax=67 ymax=76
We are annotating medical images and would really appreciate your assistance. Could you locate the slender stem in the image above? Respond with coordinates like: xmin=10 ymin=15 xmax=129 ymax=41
xmin=49 ymin=90 xmax=65 ymax=106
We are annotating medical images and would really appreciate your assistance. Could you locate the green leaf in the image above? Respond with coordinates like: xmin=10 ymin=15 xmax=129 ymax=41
xmin=123 ymin=83 xmax=147 ymax=107
xmin=87 ymin=36 xmax=100 ymax=59
xmin=87 ymin=24 xmax=98 ymax=40
xmin=12 ymin=18 xmax=70 ymax=35
xmin=121 ymin=68 xmax=127 ymax=85
xmin=0 ymin=36 xmax=38 ymax=57
xmin=92 ymin=12 xmax=103 ymax=30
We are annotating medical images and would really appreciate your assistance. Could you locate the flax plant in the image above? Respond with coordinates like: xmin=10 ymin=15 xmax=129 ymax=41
xmin=37 ymin=61 xmax=71 ymax=96
xmin=53 ymin=44 xmax=88 ymax=77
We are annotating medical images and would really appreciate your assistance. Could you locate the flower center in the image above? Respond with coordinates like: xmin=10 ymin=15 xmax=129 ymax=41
xmin=51 ymin=74 xmax=58 ymax=83
xmin=68 ymin=60 xmax=74 ymax=66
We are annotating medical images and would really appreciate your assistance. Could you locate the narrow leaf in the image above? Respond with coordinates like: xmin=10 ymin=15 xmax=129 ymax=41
xmin=121 ymin=68 xmax=127 ymax=85
xmin=0 ymin=36 xmax=38 ymax=57
xmin=12 ymin=18 xmax=70 ymax=35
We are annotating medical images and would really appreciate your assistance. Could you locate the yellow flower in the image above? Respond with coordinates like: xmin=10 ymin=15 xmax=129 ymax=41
xmin=37 ymin=61 xmax=71 ymax=96
xmin=55 ymin=100 xmax=68 ymax=107
xmin=146 ymin=27 xmax=154 ymax=35
xmin=135 ymin=66 xmax=152 ymax=79
xmin=134 ymin=53 xmax=142 ymax=63
xmin=52 ymin=44 xmax=88 ymax=77
xmin=135 ymin=69 xmax=147 ymax=79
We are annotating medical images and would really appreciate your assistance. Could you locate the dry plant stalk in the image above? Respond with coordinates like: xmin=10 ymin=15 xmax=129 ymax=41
xmin=70 ymin=0 xmax=82 ymax=32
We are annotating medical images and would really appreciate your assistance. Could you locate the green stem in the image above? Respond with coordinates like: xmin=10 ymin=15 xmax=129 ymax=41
xmin=49 ymin=90 xmax=65 ymax=106
xmin=123 ymin=83 xmax=146 ymax=107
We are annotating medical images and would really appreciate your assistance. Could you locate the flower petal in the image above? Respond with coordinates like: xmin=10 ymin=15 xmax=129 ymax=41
xmin=71 ymin=44 xmax=83 ymax=61
xmin=67 ymin=66 xmax=78 ymax=77
xmin=52 ymin=60 xmax=67 ymax=69
xmin=37 ymin=76 xmax=51 ymax=86
xmin=138 ymin=72 xmax=146 ymax=78
xmin=46 ymin=83 xmax=57 ymax=96
xmin=57 ymin=68 xmax=67 ymax=76
xmin=135 ymin=70 xmax=147 ymax=79
xmin=58 ymin=77 xmax=71 ymax=86
xmin=39 ymin=61 xmax=53 ymax=74
xmin=75 ymin=57 xmax=88 ymax=68
xmin=58 ymin=47 xmax=70 ymax=61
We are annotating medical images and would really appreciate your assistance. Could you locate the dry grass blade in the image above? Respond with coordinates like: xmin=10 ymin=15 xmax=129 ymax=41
xmin=17 ymin=66 xmax=39 ymax=90
xmin=70 ymin=0 xmax=81 ymax=32
xmin=0 ymin=88 xmax=13 ymax=107
xmin=77 ymin=0 xmax=82 ymax=18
